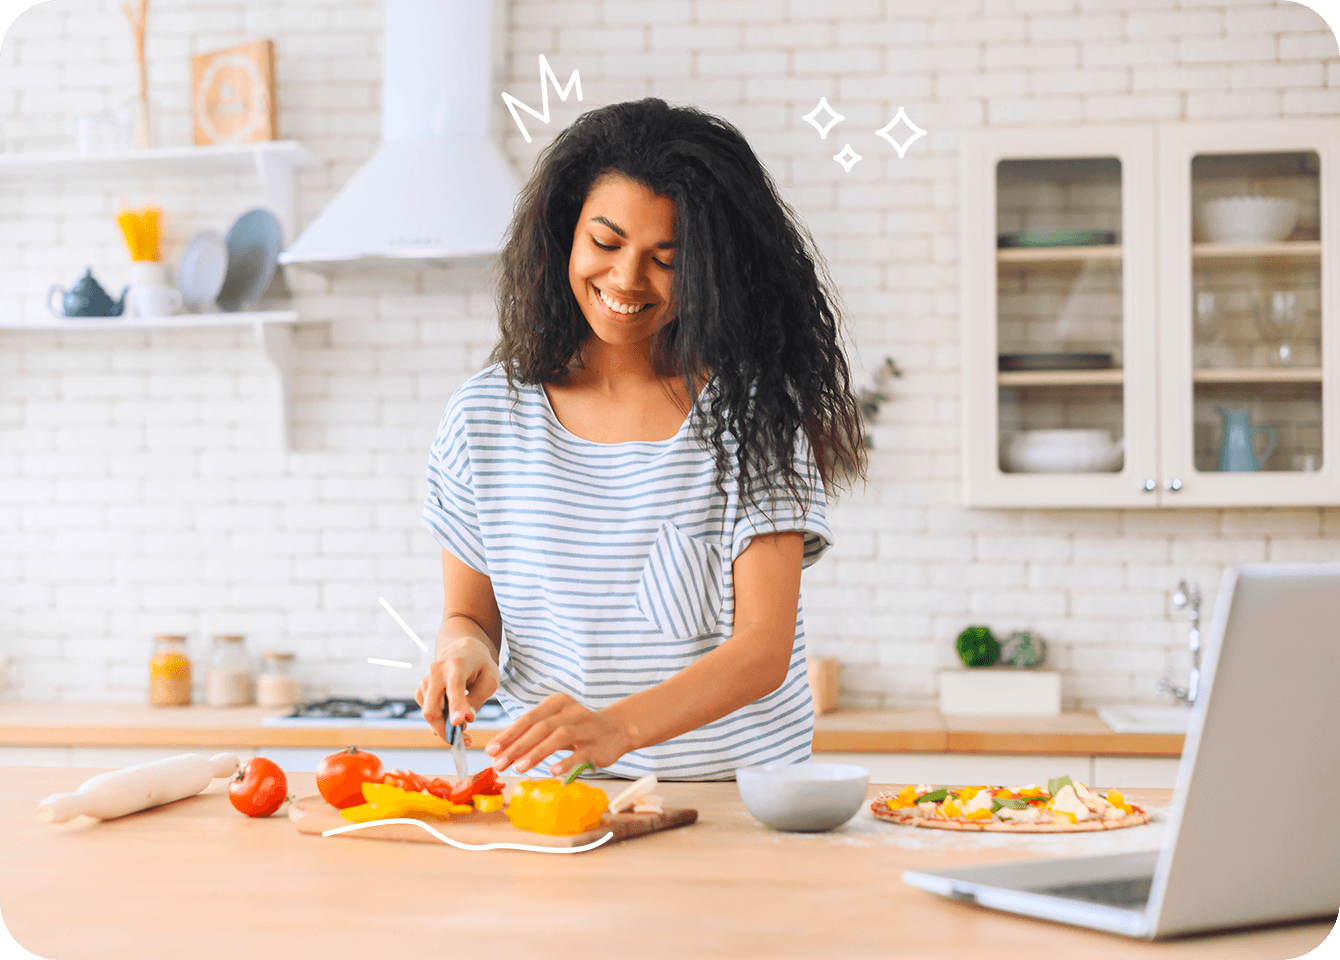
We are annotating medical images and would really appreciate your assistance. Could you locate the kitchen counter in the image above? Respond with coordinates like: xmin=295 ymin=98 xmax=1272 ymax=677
xmin=1 ymin=766 xmax=1329 ymax=960
xmin=0 ymin=702 xmax=1183 ymax=755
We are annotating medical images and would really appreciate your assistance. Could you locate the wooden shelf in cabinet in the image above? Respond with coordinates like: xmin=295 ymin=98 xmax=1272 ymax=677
xmin=1192 ymin=240 xmax=1321 ymax=261
xmin=1193 ymin=367 xmax=1322 ymax=384
xmin=997 ymin=245 xmax=1122 ymax=265
xmin=998 ymin=369 xmax=1125 ymax=387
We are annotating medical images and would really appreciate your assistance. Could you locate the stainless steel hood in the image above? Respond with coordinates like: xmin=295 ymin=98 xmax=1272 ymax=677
xmin=278 ymin=0 xmax=520 ymax=269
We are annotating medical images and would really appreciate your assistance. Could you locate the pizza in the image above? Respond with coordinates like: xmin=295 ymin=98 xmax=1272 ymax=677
xmin=870 ymin=776 xmax=1151 ymax=833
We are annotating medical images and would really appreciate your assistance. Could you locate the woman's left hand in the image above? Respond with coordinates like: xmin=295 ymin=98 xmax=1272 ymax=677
xmin=485 ymin=693 xmax=634 ymax=777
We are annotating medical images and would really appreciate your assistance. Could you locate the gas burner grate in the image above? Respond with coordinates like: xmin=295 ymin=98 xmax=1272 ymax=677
xmin=287 ymin=697 xmax=422 ymax=720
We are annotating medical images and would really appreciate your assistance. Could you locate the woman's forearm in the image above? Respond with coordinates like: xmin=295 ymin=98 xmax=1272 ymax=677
xmin=436 ymin=615 xmax=501 ymax=664
xmin=600 ymin=629 xmax=792 ymax=754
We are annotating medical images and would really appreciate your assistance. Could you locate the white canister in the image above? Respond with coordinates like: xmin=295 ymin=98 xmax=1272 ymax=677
xmin=206 ymin=635 xmax=253 ymax=707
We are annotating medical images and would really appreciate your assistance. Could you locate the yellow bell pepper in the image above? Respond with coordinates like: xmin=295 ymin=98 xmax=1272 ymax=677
xmin=887 ymin=784 xmax=918 ymax=810
xmin=505 ymin=779 xmax=608 ymax=835
xmin=473 ymin=793 xmax=505 ymax=813
xmin=1106 ymin=789 xmax=1134 ymax=813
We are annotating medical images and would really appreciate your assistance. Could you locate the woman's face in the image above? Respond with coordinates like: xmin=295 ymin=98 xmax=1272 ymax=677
xmin=568 ymin=174 xmax=676 ymax=350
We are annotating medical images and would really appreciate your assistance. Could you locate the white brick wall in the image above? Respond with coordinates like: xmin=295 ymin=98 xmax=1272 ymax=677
xmin=1 ymin=0 xmax=1338 ymax=711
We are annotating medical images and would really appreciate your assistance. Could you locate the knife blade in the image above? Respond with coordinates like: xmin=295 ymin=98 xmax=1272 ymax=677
xmin=444 ymin=696 xmax=468 ymax=780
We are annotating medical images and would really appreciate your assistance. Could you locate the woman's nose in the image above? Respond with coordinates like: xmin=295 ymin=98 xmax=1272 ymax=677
xmin=607 ymin=251 xmax=645 ymax=289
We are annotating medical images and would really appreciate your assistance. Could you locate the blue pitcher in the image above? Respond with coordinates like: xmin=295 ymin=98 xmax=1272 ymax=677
xmin=1217 ymin=406 xmax=1276 ymax=472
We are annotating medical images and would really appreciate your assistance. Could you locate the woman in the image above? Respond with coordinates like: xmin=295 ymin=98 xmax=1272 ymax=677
xmin=416 ymin=98 xmax=865 ymax=780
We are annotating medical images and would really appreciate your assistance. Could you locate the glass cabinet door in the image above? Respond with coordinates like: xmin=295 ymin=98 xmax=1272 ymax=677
xmin=996 ymin=157 xmax=1126 ymax=478
xmin=1158 ymin=121 xmax=1338 ymax=505
xmin=961 ymin=126 xmax=1158 ymax=507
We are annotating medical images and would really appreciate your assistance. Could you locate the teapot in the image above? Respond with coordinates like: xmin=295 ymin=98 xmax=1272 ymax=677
xmin=47 ymin=268 xmax=127 ymax=318
xmin=1217 ymin=406 xmax=1275 ymax=472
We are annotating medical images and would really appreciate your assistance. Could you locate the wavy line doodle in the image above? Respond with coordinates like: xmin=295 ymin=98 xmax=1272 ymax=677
xmin=322 ymin=818 xmax=615 ymax=853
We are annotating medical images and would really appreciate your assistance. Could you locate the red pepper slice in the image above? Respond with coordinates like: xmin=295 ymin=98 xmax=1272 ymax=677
xmin=449 ymin=767 xmax=501 ymax=804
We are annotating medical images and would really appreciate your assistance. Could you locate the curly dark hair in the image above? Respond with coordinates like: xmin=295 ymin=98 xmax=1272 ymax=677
xmin=491 ymin=97 xmax=866 ymax=514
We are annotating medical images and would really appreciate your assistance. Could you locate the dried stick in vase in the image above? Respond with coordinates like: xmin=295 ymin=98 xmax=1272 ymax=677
xmin=123 ymin=0 xmax=150 ymax=148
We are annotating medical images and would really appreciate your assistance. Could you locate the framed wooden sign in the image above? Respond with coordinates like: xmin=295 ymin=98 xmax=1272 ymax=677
xmin=191 ymin=40 xmax=277 ymax=146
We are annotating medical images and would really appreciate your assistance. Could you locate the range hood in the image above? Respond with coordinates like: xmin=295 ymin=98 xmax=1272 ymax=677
xmin=278 ymin=0 xmax=519 ymax=269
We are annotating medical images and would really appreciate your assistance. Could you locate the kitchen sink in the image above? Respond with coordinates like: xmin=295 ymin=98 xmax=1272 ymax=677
xmin=1097 ymin=704 xmax=1193 ymax=734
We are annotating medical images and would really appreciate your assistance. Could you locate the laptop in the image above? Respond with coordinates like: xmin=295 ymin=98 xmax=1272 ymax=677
xmin=902 ymin=563 xmax=1340 ymax=939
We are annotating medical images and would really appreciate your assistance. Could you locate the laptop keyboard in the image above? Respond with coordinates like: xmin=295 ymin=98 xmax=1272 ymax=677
xmin=1034 ymin=875 xmax=1154 ymax=908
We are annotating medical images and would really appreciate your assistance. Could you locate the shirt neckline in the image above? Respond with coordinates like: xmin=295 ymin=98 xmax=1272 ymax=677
xmin=533 ymin=379 xmax=704 ymax=448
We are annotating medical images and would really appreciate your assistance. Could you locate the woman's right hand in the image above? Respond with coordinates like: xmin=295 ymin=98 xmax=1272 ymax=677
xmin=415 ymin=635 xmax=500 ymax=742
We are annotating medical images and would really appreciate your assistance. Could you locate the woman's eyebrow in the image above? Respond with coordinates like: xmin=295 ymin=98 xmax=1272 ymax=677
xmin=589 ymin=215 xmax=676 ymax=249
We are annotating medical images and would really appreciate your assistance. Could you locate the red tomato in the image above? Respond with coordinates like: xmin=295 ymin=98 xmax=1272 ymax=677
xmin=316 ymin=746 xmax=384 ymax=809
xmin=449 ymin=767 xmax=501 ymax=804
xmin=229 ymin=757 xmax=289 ymax=817
xmin=426 ymin=777 xmax=455 ymax=800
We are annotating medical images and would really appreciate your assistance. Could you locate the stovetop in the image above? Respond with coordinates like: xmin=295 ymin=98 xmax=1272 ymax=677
xmin=262 ymin=696 xmax=505 ymax=727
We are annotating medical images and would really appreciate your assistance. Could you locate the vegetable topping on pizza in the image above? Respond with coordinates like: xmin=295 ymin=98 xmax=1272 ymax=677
xmin=870 ymin=776 xmax=1151 ymax=833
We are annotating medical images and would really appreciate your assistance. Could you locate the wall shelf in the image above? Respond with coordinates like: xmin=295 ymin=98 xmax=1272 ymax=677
xmin=0 ymin=140 xmax=320 ymax=241
xmin=1191 ymin=240 xmax=1321 ymax=261
xmin=997 ymin=245 xmax=1123 ymax=264
xmin=1 ymin=310 xmax=313 ymax=449
xmin=998 ymin=369 xmax=1125 ymax=387
xmin=1192 ymin=367 xmax=1323 ymax=384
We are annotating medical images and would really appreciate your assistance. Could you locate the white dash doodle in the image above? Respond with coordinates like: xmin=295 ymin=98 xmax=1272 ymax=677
xmin=323 ymin=818 xmax=616 ymax=854
xmin=378 ymin=596 xmax=428 ymax=653
xmin=367 ymin=658 xmax=413 ymax=669
xmin=501 ymin=54 xmax=582 ymax=144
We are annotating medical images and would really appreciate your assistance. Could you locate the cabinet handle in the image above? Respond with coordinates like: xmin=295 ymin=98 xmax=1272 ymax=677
xmin=1142 ymin=478 xmax=1157 ymax=492
xmin=1165 ymin=478 xmax=1183 ymax=492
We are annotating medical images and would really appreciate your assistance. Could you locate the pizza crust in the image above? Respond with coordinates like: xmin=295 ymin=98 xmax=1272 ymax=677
xmin=870 ymin=797 xmax=1151 ymax=833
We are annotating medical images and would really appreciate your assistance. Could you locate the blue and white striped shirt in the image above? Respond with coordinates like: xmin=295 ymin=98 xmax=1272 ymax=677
xmin=421 ymin=364 xmax=832 ymax=780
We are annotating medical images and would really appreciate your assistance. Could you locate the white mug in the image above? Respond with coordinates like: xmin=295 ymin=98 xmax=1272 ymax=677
xmin=130 ymin=284 xmax=182 ymax=318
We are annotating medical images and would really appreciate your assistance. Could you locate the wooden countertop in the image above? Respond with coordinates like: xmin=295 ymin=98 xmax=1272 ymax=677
xmin=2 ymin=766 xmax=1327 ymax=960
xmin=0 ymin=702 xmax=1184 ymax=755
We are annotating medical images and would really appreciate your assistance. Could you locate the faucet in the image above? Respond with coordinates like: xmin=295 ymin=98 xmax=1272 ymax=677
xmin=1158 ymin=580 xmax=1201 ymax=706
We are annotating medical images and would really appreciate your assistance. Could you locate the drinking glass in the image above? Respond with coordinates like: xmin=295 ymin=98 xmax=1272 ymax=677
xmin=1255 ymin=289 xmax=1303 ymax=366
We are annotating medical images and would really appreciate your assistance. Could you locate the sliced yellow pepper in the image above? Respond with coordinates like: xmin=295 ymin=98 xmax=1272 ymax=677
xmin=1106 ymin=789 xmax=1133 ymax=813
xmin=1052 ymin=810 xmax=1078 ymax=825
xmin=965 ymin=808 xmax=993 ymax=820
xmin=340 ymin=798 xmax=412 ymax=821
xmin=939 ymin=798 xmax=961 ymax=818
xmin=506 ymin=779 xmax=608 ymax=835
xmin=350 ymin=781 xmax=472 ymax=819
xmin=473 ymin=793 xmax=505 ymax=813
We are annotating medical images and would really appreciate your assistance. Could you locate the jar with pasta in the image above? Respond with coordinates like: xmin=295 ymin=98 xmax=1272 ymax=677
xmin=149 ymin=635 xmax=192 ymax=706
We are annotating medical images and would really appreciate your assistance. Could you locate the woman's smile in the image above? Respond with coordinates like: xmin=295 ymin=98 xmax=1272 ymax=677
xmin=592 ymin=284 xmax=655 ymax=319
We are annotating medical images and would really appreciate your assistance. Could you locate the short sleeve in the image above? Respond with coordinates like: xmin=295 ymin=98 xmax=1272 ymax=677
xmin=420 ymin=395 xmax=488 ymax=575
xmin=730 ymin=433 xmax=833 ymax=568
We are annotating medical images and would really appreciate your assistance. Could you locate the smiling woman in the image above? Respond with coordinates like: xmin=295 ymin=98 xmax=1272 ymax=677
xmin=415 ymin=98 xmax=866 ymax=781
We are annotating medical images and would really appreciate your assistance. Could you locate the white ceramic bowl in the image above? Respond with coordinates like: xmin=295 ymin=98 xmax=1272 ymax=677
xmin=1003 ymin=429 xmax=1123 ymax=474
xmin=1198 ymin=196 xmax=1300 ymax=244
xmin=736 ymin=762 xmax=869 ymax=832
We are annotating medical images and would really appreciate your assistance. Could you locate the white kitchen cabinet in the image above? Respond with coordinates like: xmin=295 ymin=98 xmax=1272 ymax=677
xmin=0 ymin=745 xmax=494 ymax=776
xmin=811 ymin=751 xmax=1178 ymax=789
xmin=961 ymin=120 xmax=1339 ymax=507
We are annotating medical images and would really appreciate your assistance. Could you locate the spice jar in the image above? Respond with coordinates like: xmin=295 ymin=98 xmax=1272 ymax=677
xmin=206 ymin=635 xmax=253 ymax=707
xmin=149 ymin=635 xmax=192 ymax=706
xmin=256 ymin=652 xmax=299 ymax=708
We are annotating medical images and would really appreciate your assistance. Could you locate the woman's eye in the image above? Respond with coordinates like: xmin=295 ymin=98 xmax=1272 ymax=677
xmin=592 ymin=236 xmax=673 ymax=269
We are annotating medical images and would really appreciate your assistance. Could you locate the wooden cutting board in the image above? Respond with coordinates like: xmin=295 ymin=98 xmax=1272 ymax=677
xmin=289 ymin=795 xmax=697 ymax=849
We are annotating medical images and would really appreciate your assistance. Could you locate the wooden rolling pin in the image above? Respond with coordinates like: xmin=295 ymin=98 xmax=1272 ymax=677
xmin=36 ymin=753 xmax=240 ymax=823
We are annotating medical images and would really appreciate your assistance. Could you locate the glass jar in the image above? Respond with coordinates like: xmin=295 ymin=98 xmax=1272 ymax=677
xmin=206 ymin=635 xmax=253 ymax=707
xmin=149 ymin=635 xmax=192 ymax=706
xmin=256 ymin=652 xmax=299 ymax=708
